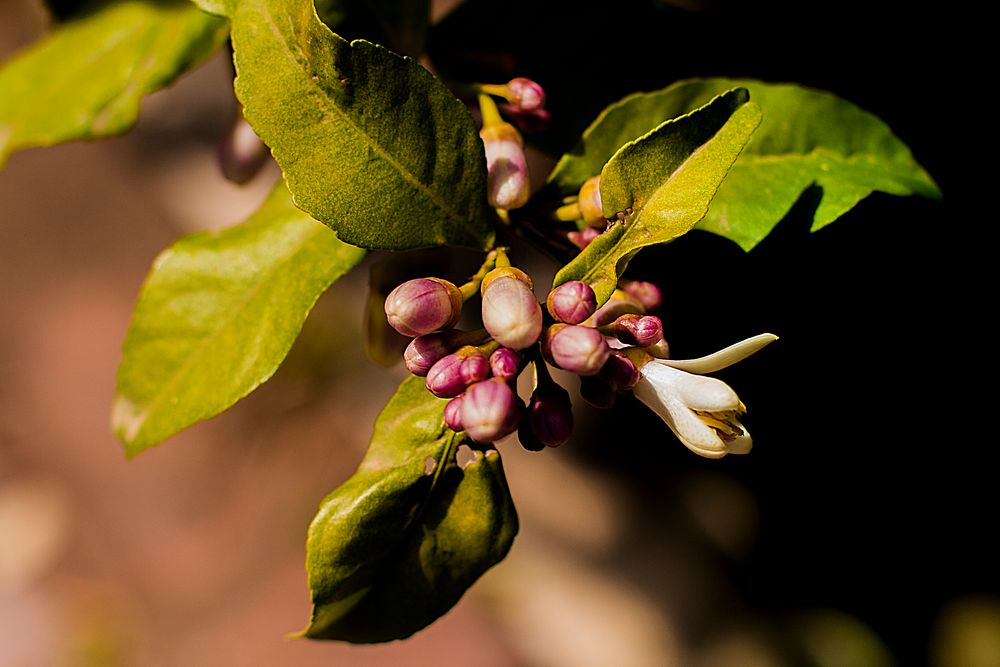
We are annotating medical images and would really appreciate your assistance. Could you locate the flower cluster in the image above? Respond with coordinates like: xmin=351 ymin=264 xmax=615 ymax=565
xmin=382 ymin=85 xmax=776 ymax=458
xmin=384 ymin=244 xmax=776 ymax=457
xmin=385 ymin=250 xmax=543 ymax=444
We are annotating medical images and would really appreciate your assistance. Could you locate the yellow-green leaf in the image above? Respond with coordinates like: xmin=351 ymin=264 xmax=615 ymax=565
xmin=548 ymin=78 xmax=940 ymax=251
xmin=304 ymin=376 xmax=518 ymax=642
xmin=113 ymin=183 xmax=366 ymax=455
xmin=554 ymin=89 xmax=761 ymax=304
xmin=0 ymin=0 xmax=227 ymax=168
xmin=229 ymin=0 xmax=494 ymax=251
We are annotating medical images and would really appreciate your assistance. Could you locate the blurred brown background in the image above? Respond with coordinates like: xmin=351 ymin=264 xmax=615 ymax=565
xmin=0 ymin=1 xmax=989 ymax=666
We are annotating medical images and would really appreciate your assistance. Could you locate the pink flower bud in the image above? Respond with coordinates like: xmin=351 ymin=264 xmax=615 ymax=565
xmin=526 ymin=383 xmax=574 ymax=447
xmin=568 ymin=226 xmax=601 ymax=250
xmin=481 ymin=123 xmax=530 ymax=209
xmin=404 ymin=330 xmax=466 ymax=376
xmin=506 ymin=77 xmax=546 ymax=111
xmin=588 ymin=289 xmax=644 ymax=326
xmin=547 ymin=281 xmax=597 ymax=324
xmin=481 ymin=268 xmax=542 ymax=350
xmin=599 ymin=350 xmax=640 ymax=392
xmin=384 ymin=278 xmax=463 ymax=337
xmin=503 ymin=106 xmax=551 ymax=134
xmin=461 ymin=379 xmax=523 ymax=442
xmin=489 ymin=347 xmax=521 ymax=381
xmin=426 ymin=346 xmax=490 ymax=398
xmin=542 ymin=324 xmax=609 ymax=377
xmin=579 ymin=376 xmax=615 ymax=409
xmin=619 ymin=280 xmax=663 ymax=312
xmin=218 ymin=115 xmax=269 ymax=185
xmin=578 ymin=176 xmax=604 ymax=228
xmin=444 ymin=395 xmax=464 ymax=431
xmin=610 ymin=314 xmax=663 ymax=347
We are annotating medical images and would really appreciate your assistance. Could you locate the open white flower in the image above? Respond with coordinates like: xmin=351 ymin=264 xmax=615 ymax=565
xmin=627 ymin=334 xmax=778 ymax=459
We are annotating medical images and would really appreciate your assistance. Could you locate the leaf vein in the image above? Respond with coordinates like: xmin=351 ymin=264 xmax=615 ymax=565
xmin=261 ymin=6 xmax=467 ymax=233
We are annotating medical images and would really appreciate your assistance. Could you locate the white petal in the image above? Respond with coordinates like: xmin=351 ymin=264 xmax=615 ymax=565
xmin=633 ymin=375 xmax=727 ymax=458
xmin=657 ymin=333 xmax=778 ymax=374
xmin=640 ymin=362 xmax=740 ymax=412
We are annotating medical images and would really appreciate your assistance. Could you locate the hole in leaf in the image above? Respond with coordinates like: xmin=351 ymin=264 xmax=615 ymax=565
xmin=455 ymin=444 xmax=481 ymax=470
xmin=423 ymin=456 xmax=436 ymax=476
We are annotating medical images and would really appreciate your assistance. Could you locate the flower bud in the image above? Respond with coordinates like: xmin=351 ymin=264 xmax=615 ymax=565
xmin=547 ymin=281 xmax=597 ymax=324
xmin=619 ymin=280 xmax=663 ymax=312
xmin=218 ymin=115 xmax=269 ymax=185
xmin=567 ymin=226 xmax=601 ymax=250
xmin=384 ymin=278 xmax=463 ymax=337
xmin=426 ymin=346 xmax=490 ymax=398
xmin=489 ymin=347 xmax=521 ymax=381
xmin=481 ymin=268 xmax=542 ymax=350
xmin=461 ymin=379 xmax=523 ymax=442
xmin=526 ymin=382 xmax=574 ymax=447
xmin=579 ymin=376 xmax=615 ymax=409
xmin=599 ymin=350 xmax=640 ymax=392
xmin=506 ymin=77 xmax=546 ymax=111
xmin=503 ymin=106 xmax=551 ymax=133
xmin=578 ymin=176 xmax=604 ymax=228
xmin=608 ymin=314 xmax=663 ymax=347
xmin=444 ymin=395 xmax=464 ymax=431
xmin=481 ymin=123 xmax=530 ymax=209
xmin=404 ymin=330 xmax=468 ymax=376
xmin=588 ymin=289 xmax=645 ymax=327
xmin=542 ymin=324 xmax=609 ymax=377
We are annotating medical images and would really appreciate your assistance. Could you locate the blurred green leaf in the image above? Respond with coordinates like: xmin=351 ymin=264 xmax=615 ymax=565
xmin=113 ymin=184 xmax=366 ymax=455
xmin=189 ymin=0 xmax=226 ymax=16
xmin=555 ymin=89 xmax=760 ymax=304
xmin=0 ymin=0 xmax=227 ymax=168
xmin=549 ymin=78 xmax=940 ymax=250
xmin=304 ymin=376 xmax=518 ymax=642
xmin=230 ymin=0 xmax=494 ymax=251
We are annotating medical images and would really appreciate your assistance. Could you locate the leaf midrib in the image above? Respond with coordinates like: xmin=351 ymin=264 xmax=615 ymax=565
xmin=578 ymin=137 xmax=712 ymax=287
xmin=740 ymin=146 xmax=914 ymax=170
xmin=260 ymin=5 xmax=468 ymax=233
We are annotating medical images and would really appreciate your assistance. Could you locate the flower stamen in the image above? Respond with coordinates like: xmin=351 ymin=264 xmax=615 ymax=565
xmin=695 ymin=411 xmax=744 ymax=442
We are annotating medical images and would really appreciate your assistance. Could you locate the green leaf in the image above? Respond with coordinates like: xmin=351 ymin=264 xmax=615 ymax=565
xmin=229 ymin=0 xmax=494 ymax=251
xmin=113 ymin=184 xmax=367 ymax=456
xmin=0 ymin=0 xmax=227 ymax=168
xmin=546 ymin=83 xmax=703 ymax=196
xmin=304 ymin=376 xmax=518 ymax=642
xmin=554 ymin=89 xmax=761 ymax=304
xmin=549 ymin=78 xmax=941 ymax=250
xmin=189 ymin=0 xmax=226 ymax=17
